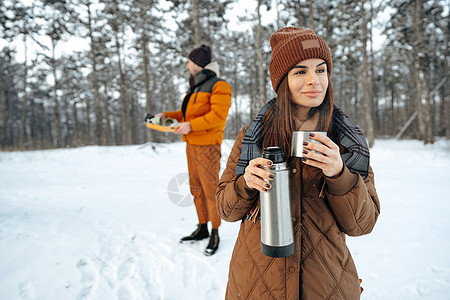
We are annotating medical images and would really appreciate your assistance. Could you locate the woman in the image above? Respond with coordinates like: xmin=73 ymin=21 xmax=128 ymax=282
xmin=216 ymin=27 xmax=380 ymax=299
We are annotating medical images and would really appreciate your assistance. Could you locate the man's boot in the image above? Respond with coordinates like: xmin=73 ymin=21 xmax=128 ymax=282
xmin=180 ymin=224 xmax=209 ymax=243
xmin=204 ymin=228 xmax=220 ymax=256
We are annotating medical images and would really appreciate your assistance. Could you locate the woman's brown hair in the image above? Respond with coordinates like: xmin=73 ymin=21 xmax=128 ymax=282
xmin=260 ymin=76 xmax=334 ymax=158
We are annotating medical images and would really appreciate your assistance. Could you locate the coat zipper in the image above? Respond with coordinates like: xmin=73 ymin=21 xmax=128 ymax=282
xmin=193 ymin=90 xmax=199 ymax=103
xmin=184 ymin=90 xmax=199 ymax=144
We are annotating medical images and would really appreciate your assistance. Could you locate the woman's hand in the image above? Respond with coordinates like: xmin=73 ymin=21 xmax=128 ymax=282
xmin=302 ymin=133 xmax=344 ymax=177
xmin=243 ymin=158 xmax=274 ymax=192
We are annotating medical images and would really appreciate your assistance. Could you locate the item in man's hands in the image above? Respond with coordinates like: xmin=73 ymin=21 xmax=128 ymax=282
xmin=164 ymin=118 xmax=178 ymax=126
xmin=145 ymin=113 xmax=179 ymax=132
xmin=144 ymin=113 xmax=154 ymax=123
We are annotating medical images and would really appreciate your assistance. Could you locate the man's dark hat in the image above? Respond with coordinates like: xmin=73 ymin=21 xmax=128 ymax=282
xmin=188 ymin=45 xmax=212 ymax=68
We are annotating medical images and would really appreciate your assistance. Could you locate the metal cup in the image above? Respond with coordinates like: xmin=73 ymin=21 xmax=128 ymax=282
xmin=291 ymin=131 xmax=327 ymax=157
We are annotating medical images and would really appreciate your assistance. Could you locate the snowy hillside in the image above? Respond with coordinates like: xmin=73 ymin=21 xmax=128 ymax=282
xmin=1 ymin=138 xmax=449 ymax=300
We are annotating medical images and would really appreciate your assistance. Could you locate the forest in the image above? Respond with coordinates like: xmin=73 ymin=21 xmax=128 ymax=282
xmin=0 ymin=0 xmax=448 ymax=150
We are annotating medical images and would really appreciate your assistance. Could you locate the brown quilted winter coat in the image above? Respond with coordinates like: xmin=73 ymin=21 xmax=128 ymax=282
xmin=216 ymin=127 xmax=380 ymax=300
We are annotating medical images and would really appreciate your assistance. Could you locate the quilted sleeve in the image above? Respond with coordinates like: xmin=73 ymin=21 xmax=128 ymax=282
xmin=216 ymin=127 xmax=259 ymax=222
xmin=324 ymin=165 xmax=380 ymax=236
xmin=189 ymin=81 xmax=232 ymax=131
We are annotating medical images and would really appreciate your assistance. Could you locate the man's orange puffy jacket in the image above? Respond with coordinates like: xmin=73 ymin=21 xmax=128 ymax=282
xmin=164 ymin=62 xmax=232 ymax=145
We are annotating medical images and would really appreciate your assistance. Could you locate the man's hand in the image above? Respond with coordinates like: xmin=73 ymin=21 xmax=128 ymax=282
xmin=154 ymin=113 xmax=166 ymax=121
xmin=174 ymin=122 xmax=192 ymax=135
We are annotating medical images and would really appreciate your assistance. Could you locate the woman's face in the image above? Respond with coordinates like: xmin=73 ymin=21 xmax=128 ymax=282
xmin=287 ymin=58 xmax=328 ymax=111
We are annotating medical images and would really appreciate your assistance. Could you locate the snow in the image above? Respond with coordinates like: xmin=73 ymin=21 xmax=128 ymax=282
xmin=1 ymin=138 xmax=449 ymax=299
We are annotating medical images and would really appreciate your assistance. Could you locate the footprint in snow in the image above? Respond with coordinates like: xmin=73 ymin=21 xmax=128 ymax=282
xmin=76 ymin=259 xmax=96 ymax=282
xmin=118 ymin=257 xmax=137 ymax=281
xmin=75 ymin=258 xmax=98 ymax=300
xmin=75 ymin=285 xmax=94 ymax=300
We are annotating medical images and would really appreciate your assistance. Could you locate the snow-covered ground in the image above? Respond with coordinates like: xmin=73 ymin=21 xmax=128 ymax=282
xmin=0 ymin=138 xmax=449 ymax=300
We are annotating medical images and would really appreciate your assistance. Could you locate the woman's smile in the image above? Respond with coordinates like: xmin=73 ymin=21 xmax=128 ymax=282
xmin=301 ymin=90 xmax=322 ymax=97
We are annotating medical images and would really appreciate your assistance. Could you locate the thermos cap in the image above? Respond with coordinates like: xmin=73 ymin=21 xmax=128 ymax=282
xmin=262 ymin=147 xmax=286 ymax=164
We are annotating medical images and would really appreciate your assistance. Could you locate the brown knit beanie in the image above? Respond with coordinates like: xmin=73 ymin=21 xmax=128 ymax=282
xmin=269 ymin=27 xmax=333 ymax=93
xmin=188 ymin=45 xmax=212 ymax=68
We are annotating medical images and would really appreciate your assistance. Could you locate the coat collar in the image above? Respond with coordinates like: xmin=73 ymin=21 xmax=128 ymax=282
xmin=191 ymin=68 xmax=216 ymax=90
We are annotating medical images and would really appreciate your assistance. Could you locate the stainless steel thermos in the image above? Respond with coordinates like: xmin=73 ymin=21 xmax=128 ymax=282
xmin=260 ymin=147 xmax=295 ymax=258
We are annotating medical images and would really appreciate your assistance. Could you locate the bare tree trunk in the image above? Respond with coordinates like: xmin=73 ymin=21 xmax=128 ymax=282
xmin=353 ymin=79 xmax=359 ymax=124
xmin=337 ymin=67 xmax=345 ymax=112
xmin=19 ymin=34 xmax=28 ymax=149
xmin=142 ymin=37 xmax=153 ymax=143
xmin=37 ymin=103 xmax=44 ymax=148
xmin=84 ymin=97 xmax=91 ymax=145
xmin=73 ymin=102 xmax=79 ymax=147
xmin=255 ymin=0 xmax=265 ymax=111
xmin=275 ymin=0 xmax=281 ymax=29
xmin=30 ymin=94 xmax=37 ymax=148
xmin=130 ymin=95 xmax=138 ymax=144
xmin=294 ymin=0 xmax=302 ymax=26
xmin=390 ymin=82 xmax=396 ymax=135
xmin=361 ymin=9 xmax=374 ymax=145
xmin=412 ymin=0 xmax=426 ymax=142
xmin=249 ymin=68 xmax=257 ymax=119
xmin=413 ymin=0 xmax=432 ymax=144
xmin=100 ymin=81 xmax=113 ymax=145
xmin=87 ymin=0 xmax=105 ymax=145
xmin=445 ymin=15 xmax=449 ymax=139
xmin=233 ymin=72 xmax=241 ymax=135
xmin=422 ymin=71 xmax=434 ymax=143
xmin=407 ymin=63 xmax=416 ymax=124
xmin=109 ymin=0 xmax=131 ymax=145
xmin=369 ymin=1 xmax=378 ymax=137
xmin=104 ymin=101 xmax=113 ymax=145
xmin=191 ymin=0 xmax=201 ymax=45
xmin=308 ymin=0 xmax=314 ymax=30
xmin=445 ymin=88 xmax=449 ymax=140
xmin=0 ymin=61 xmax=5 ymax=147
xmin=114 ymin=30 xmax=131 ymax=145
xmin=63 ymin=89 xmax=71 ymax=147
xmin=106 ymin=108 xmax=114 ymax=145
xmin=361 ymin=0 xmax=374 ymax=147
xmin=413 ymin=62 xmax=426 ymax=141
xmin=51 ymin=39 xmax=62 ymax=148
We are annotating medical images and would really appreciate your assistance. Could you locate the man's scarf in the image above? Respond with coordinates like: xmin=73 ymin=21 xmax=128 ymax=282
xmin=235 ymin=99 xmax=370 ymax=180
xmin=181 ymin=69 xmax=216 ymax=119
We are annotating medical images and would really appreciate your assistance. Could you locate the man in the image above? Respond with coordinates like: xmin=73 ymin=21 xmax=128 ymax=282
xmin=155 ymin=45 xmax=232 ymax=256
